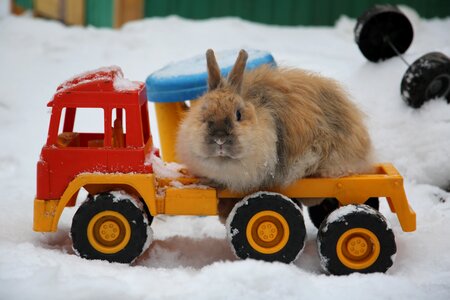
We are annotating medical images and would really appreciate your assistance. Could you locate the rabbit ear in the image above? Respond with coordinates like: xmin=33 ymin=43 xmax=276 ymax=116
xmin=227 ymin=49 xmax=248 ymax=94
xmin=206 ymin=49 xmax=221 ymax=91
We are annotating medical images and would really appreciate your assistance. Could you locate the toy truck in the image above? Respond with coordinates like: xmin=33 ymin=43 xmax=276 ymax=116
xmin=34 ymin=66 xmax=416 ymax=275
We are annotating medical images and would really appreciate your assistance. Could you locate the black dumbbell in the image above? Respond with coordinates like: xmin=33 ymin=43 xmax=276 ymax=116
xmin=355 ymin=5 xmax=450 ymax=108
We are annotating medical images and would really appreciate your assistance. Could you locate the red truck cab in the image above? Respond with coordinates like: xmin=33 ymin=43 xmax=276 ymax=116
xmin=37 ymin=67 xmax=154 ymax=202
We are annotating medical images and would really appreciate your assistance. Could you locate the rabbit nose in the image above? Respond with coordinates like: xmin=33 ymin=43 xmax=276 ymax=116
xmin=214 ymin=138 xmax=226 ymax=145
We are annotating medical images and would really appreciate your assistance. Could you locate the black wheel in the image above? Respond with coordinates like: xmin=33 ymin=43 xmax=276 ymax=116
xmin=401 ymin=52 xmax=450 ymax=108
xmin=226 ymin=192 xmax=306 ymax=263
xmin=308 ymin=197 xmax=380 ymax=229
xmin=355 ymin=5 xmax=413 ymax=62
xmin=71 ymin=191 xmax=152 ymax=263
xmin=317 ymin=205 xmax=396 ymax=275
xmin=308 ymin=198 xmax=340 ymax=229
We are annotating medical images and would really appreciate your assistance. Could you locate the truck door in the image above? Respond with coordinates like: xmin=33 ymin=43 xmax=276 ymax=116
xmin=42 ymin=106 xmax=110 ymax=199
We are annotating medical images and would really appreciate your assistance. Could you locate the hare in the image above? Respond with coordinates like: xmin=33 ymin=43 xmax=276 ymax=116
xmin=176 ymin=49 xmax=373 ymax=195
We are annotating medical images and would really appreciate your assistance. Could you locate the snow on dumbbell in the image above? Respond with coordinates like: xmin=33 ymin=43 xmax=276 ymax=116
xmin=355 ymin=5 xmax=450 ymax=108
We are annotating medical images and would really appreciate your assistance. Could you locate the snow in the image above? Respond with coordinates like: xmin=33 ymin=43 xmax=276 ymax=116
xmin=322 ymin=204 xmax=392 ymax=233
xmin=1 ymin=8 xmax=450 ymax=300
xmin=0 ymin=1 xmax=9 ymax=19
xmin=146 ymin=151 xmax=189 ymax=178
xmin=169 ymin=180 xmax=210 ymax=190
xmin=109 ymin=190 xmax=143 ymax=208
xmin=113 ymin=75 xmax=141 ymax=91
xmin=56 ymin=65 xmax=141 ymax=93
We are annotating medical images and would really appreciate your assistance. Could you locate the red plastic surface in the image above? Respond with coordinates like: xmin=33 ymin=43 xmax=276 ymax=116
xmin=37 ymin=67 xmax=154 ymax=200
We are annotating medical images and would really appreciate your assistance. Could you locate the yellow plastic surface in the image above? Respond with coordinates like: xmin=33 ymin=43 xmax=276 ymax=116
xmin=218 ymin=164 xmax=415 ymax=232
xmin=154 ymin=102 xmax=186 ymax=162
xmin=33 ymin=173 xmax=157 ymax=232
xmin=34 ymin=163 xmax=415 ymax=234
xmin=87 ymin=210 xmax=131 ymax=254
xmin=336 ymin=228 xmax=381 ymax=270
xmin=246 ymin=210 xmax=290 ymax=254
xmin=33 ymin=199 xmax=59 ymax=232
xmin=164 ymin=187 xmax=217 ymax=215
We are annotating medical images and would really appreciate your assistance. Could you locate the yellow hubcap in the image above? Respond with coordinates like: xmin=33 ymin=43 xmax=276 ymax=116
xmin=99 ymin=220 xmax=121 ymax=242
xmin=336 ymin=228 xmax=380 ymax=270
xmin=87 ymin=211 xmax=131 ymax=254
xmin=246 ymin=211 xmax=290 ymax=254
xmin=258 ymin=221 xmax=279 ymax=242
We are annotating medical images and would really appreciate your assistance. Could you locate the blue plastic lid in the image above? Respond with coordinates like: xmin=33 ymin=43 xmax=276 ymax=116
xmin=146 ymin=49 xmax=276 ymax=103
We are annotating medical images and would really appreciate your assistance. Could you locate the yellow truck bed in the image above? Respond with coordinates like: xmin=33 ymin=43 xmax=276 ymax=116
xmin=34 ymin=163 xmax=415 ymax=233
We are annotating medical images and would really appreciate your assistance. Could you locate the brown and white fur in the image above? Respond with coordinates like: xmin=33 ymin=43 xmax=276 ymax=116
xmin=176 ymin=49 xmax=373 ymax=197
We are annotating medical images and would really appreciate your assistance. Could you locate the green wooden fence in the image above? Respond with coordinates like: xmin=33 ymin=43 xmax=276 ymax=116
xmin=14 ymin=0 xmax=450 ymax=27
xmin=86 ymin=0 xmax=115 ymax=28
xmin=14 ymin=0 xmax=33 ymax=10
xmin=144 ymin=0 xmax=450 ymax=26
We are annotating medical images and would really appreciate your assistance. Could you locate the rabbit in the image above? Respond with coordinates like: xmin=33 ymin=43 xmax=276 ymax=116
xmin=176 ymin=49 xmax=374 ymax=197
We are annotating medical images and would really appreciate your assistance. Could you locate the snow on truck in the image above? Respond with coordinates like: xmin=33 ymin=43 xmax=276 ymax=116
xmin=34 ymin=64 xmax=416 ymax=275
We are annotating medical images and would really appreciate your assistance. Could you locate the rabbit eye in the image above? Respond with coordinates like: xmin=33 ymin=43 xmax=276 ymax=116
xmin=236 ymin=109 xmax=242 ymax=121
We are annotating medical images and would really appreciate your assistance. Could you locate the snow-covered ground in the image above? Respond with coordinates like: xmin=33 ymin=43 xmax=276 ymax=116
xmin=1 ymin=7 xmax=450 ymax=299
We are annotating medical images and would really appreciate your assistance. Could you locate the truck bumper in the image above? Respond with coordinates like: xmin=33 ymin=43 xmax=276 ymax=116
xmin=33 ymin=198 xmax=59 ymax=232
